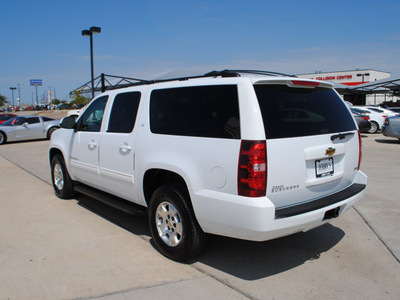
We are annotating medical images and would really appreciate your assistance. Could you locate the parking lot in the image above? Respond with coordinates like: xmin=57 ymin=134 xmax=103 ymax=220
xmin=0 ymin=130 xmax=399 ymax=299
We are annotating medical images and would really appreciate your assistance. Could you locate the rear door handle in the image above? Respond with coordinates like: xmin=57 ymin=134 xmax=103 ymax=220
xmin=119 ymin=144 xmax=132 ymax=153
xmin=88 ymin=141 xmax=97 ymax=149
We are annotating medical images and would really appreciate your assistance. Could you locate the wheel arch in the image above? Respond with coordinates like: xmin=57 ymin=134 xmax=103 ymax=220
xmin=0 ymin=130 xmax=7 ymax=144
xmin=49 ymin=147 xmax=64 ymax=166
xmin=143 ymin=169 xmax=190 ymax=207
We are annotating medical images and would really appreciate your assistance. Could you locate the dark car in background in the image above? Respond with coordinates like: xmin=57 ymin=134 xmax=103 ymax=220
xmin=387 ymin=107 xmax=400 ymax=114
xmin=352 ymin=112 xmax=371 ymax=133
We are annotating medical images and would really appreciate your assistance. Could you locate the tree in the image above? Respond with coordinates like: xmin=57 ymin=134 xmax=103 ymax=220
xmin=0 ymin=93 xmax=7 ymax=106
xmin=52 ymin=99 xmax=61 ymax=105
xmin=70 ymin=90 xmax=89 ymax=106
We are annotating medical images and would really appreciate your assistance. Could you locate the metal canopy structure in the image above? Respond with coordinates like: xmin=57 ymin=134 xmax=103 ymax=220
xmin=347 ymin=77 xmax=400 ymax=95
xmin=71 ymin=73 xmax=151 ymax=95
xmin=71 ymin=72 xmax=400 ymax=101
xmin=333 ymin=77 xmax=400 ymax=96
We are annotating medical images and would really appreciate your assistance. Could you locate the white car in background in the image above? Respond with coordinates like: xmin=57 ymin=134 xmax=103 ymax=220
xmin=366 ymin=106 xmax=398 ymax=117
xmin=67 ymin=105 xmax=87 ymax=119
xmin=351 ymin=106 xmax=388 ymax=133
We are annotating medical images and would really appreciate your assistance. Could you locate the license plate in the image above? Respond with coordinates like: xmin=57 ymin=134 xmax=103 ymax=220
xmin=315 ymin=158 xmax=334 ymax=178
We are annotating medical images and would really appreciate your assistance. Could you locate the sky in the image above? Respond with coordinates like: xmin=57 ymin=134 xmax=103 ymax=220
xmin=1 ymin=0 xmax=400 ymax=104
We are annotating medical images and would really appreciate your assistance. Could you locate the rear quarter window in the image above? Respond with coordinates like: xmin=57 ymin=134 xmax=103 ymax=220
xmin=150 ymin=85 xmax=240 ymax=139
xmin=254 ymin=85 xmax=357 ymax=139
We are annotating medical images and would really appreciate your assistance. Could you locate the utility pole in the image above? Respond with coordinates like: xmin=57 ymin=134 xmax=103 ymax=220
xmin=17 ymin=84 xmax=21 ymax=107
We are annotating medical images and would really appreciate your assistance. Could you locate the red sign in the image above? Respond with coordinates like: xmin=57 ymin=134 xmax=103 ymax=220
xmin=310 ymin=75 xmax=353 ymax=81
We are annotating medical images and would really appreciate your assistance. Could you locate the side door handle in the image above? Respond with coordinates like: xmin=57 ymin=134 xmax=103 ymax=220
xmin=119 ymin=144 xmax=132 ymax=153
xmin=88 ymin=140 xmax=98 ymax=150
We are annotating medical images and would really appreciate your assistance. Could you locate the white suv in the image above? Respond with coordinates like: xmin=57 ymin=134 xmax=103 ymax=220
xmin=49 ymin=70 xmax=367 ymax=261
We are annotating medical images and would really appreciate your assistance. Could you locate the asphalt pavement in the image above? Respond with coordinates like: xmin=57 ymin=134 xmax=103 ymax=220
xmin=0 ymin=133 xmax=399 ymax=300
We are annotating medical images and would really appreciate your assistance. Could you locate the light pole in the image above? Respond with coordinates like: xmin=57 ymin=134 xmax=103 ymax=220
xmin=357 ymin=72 xmax=370 ymax=84
xmin=82 ymin=26 xmax=101 ymax=99
xmin=9 ymin=87 xmax=16 ymax=108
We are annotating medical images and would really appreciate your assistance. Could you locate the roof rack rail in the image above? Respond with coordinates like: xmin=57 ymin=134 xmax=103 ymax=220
xmin=211 ymin=69 xmax=297 ymax=78
xmin=71 ymin=69 xmax=297 ymax=97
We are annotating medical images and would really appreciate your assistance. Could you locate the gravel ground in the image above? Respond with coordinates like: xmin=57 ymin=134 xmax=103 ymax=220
xmin=13 ymin=110 xmax=69 ymax=119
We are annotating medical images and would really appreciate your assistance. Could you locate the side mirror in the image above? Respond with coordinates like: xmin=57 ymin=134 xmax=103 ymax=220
xmin=61 ymin=116 xmax=76 ymax=129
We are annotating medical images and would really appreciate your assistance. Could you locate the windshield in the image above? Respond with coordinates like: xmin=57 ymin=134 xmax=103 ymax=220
xmin=254 ymin=85 xmax=357 ymax=139
xmin=1 ymin=116 xmax=25 ymax=126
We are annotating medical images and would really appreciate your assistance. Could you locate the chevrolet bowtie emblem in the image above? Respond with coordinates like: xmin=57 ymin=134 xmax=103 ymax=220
xmin=325 ymin=147 xmax=336 ymax=156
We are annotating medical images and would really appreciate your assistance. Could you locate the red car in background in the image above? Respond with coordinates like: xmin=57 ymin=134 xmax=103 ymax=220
xmin=0 ymin=113 xmax=17 ymax=125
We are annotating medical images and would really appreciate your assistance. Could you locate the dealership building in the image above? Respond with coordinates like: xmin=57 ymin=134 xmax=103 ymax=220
xmin=298 ymin=69 xmax=399 ymax=105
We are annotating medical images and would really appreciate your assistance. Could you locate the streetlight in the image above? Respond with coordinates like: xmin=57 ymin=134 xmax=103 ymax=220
xmin=82 ymin=26 xmax=101 ymax=99
xmin=9 ymin=87 xmax=16 ymax=108
xmin=357 ymin=72 xmax=370 ymax=84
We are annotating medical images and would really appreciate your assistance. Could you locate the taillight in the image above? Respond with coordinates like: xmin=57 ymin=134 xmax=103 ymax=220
xmin=384 ymin=118 xmax=389 ymax=126
xmin=361 ymin=116 xmax=370 ymax=121
xmin=357 ymin=131 xmax=362 ymax=170
xmin=238 ymin=140 xmax=267 ymax=197
xmin=382 ymin=115 xmax=388 ymax=119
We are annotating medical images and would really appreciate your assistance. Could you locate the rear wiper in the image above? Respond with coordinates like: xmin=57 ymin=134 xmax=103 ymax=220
xmin=330 ymin=132 xmax=355 ymax=141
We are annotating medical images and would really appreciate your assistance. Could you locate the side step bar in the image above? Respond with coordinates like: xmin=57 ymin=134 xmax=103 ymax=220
xmin=74 ymin=184 xmax=147 ymax=216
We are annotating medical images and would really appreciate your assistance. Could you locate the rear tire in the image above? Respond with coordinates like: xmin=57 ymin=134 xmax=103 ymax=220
xmin=148 ymin=185 xmax=205 ymax=262
xmin=368 ymin=121 xmax=379 ymax=134
xmin=51 ymin=154 xmax=76 ymax=199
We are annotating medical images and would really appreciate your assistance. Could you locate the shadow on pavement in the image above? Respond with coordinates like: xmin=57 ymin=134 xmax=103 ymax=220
xmin=74 ymin=193 xmax=344 ymax=281
xmin=195 ymin=224 xmax=345 ymax=280
xmin=76 ymin=194 xmax=150 ymax=237
xmin=375 ymin=138 xmax=400 ymax=144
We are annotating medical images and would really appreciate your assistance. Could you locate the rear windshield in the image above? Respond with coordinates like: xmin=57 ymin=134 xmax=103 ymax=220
xmin=254 ymin=85 xmax=357 ymax=139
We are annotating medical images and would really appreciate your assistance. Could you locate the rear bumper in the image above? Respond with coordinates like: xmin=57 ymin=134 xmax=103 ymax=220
xmin=192 ymin=171 xmax=367 ymax=241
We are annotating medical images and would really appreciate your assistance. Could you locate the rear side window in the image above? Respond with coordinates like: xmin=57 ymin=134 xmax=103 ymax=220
xmin=254 ymin=85 xmax=357 ymax=139
xmin=108 ymin=92 xmax=141 ymax=133
xmin=150 ymin=85 xmax=240 ymax=139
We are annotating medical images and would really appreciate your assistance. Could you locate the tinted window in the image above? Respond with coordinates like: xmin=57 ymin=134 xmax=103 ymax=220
xmin=42 ymin=117 xmax=53 ymax=122
xmin=150 ymin=85 xmax=240 ymax=139
xmin=3 ymin=117 xmax=23 ymax=126
xmin=78 ymin=96 xmax=108 ymax=132
xmin=25 ymin=117 xmax=40 ymax=124
xmin=367 ymin=107 xmax=383 ymax=113
xmin=0 ymin=115 xmax=14 ymax=121
xmin=108 ymin=92 xmax=141 ymax=133
xmin=254 ymin=85 xmax=357 ymax=139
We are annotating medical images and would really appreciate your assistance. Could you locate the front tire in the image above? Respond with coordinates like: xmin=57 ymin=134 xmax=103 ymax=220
xmin=51 ymin=154 xmax=76 ymax=199
xmin=47 ymin=127 xmax=58 ymax=139
xmin=148 ymin=185 xmax=205 ymax=262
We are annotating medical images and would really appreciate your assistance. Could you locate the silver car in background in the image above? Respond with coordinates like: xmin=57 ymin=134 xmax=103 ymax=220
xmin=0 ymin=115 xmax=60 ymax=145
xmin=382 ymin=116 xmax=400 ymax=140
